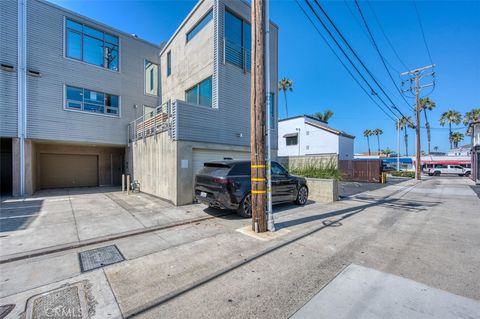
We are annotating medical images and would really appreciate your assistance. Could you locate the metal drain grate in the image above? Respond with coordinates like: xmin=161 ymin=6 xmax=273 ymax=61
xmin=79 ymin=245 xmax=124 ymax=272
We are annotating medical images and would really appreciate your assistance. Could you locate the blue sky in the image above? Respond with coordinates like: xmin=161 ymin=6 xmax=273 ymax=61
xmin=51 ymin=0 xmax=480 ymax=153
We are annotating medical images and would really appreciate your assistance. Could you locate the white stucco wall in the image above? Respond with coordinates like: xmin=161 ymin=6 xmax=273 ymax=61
xmin=278 ymin=117 xmax=354 ymax=159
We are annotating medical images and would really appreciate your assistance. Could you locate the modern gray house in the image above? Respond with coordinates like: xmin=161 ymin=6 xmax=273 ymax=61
xmin=0 ymin=0 xmax=279 ymax=205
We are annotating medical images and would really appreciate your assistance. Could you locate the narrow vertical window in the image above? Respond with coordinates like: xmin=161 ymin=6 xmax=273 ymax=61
xmin=167 ymin=51 xmax=172 ymax=76
xmin=144 ymin=60 xmax=158 ymax=96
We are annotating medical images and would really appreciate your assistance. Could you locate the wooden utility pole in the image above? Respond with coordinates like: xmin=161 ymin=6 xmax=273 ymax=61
xmin=250 ymin=0 xmax=267 ymax=233
xmin=401 ymin=64 xmax=436 ymax=181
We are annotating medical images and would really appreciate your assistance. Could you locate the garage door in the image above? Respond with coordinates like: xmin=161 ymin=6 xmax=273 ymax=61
xmin=192 ymin=149 xmax=250 ymax=176
xmin=40 ymin=154 xmax=98 ymax=189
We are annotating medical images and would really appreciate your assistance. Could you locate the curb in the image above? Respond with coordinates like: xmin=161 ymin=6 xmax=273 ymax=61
xmin=0 ymin=212 xmax=232 ymax=264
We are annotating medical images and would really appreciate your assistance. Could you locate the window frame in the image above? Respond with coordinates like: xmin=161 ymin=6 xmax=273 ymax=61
xmin=186 ymin=9 xmax=213 ymax=43
xmin=224 ymin=8 xmax=251 ymax=71
xmin=64 ymin=84 xmax=121 ymax=118
xmin=144 ymin=60 xmax=159 ymax=96
xmin=185 ymin=76 xmax=213 ymax=108
xmin=166 ymin=51 xmax=172 ymax=77
xmin=64 ymin=17 xmax=120 ymax=72
xmin=286 ymin=136 xmax=298 ymax=146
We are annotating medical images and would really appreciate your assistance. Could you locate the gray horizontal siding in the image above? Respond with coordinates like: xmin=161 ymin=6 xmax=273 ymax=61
xmin=0 ymin=0 xmax=18 ymax=137
xmin=8 ymin=0 xmax=162 ymax=145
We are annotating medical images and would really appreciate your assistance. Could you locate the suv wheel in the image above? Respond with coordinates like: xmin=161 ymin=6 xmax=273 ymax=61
xmin=465 ymin=171 xmax=471 ymax=177
xmin=434 ymin=171 xmax=441 ymax=176
xmin=237 ymin=193 xmax=252 ymax=218
xmin=295 ymin=186 xmax=308 ymax=205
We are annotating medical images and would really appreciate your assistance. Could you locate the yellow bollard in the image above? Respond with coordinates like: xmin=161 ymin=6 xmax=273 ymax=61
xmin=381 ymin=172 xmax=387 ymax=184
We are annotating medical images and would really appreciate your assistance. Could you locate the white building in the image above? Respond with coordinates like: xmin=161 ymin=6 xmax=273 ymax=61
xmin=447 ymin=144 xmax=471 ymax=156
xmin=278 ymin=115 xmax=355 ymax=159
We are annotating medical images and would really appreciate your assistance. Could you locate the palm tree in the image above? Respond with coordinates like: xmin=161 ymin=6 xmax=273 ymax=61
xmin=278 ymin=78 xmax=293 ymax=118
xmin=363 ymin=129 xmax=373 ymax=156
xmin=372 ymin=128 xmax=383 ymax=154
xmin=450 ymin=132 xmax=464 ymax=148
xmin=382 ymin=148 xmax=393 ymax=157
xmin=398 ymin=116 xmax=414 ymax=156
xmin=433 ymin=146 xmax=439 ymax=152
xmin=420 ymin=97 xmax=436 ymax=154
xmin=463 ymin=108 xmax=480 ymax=126
xmin=439 ymin=110 xmax=462 ymax=149
xmin=312 ymin=110 xmax=334 ymax=123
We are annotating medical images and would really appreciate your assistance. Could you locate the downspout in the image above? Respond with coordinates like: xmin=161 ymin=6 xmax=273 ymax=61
xmin=265 ymin=0 xmax=274 ymax=232
xmin=18 ymin=0 xmax=27 ymax=196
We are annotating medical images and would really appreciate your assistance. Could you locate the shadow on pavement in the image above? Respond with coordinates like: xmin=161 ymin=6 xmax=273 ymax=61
xmin=274 ymin=196 xmax=439 ymax=230
xmin=0 ymin=199 xmax=44 ymax=233
xmin=339 ymin=177 xmax=409 ymax=198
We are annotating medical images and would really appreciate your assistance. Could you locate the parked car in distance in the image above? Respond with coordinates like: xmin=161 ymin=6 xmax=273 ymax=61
xmin=382 ymin=165 xmax=397 ymax=172
xmin=194 ymin=160 xmax=309 ymax=217
xmin=427 ymin=165 xmax=471 ymax=177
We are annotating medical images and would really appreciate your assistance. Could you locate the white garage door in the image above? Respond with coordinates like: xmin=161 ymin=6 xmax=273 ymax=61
xmin=192 ymin=149 xmax=250 ymax=176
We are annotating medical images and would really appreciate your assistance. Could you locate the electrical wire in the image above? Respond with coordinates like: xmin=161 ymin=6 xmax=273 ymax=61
xmin=366 ymin=0 xmax=410 ymax=71
xmin=412 ymin=0 xmax=434 ymax=64
xmin=354 ymin=0 xmax=414 ymax=112
xmin=295 ymin=0 xmax=397 ymax=122
xmin=311 ymin=0 xmax=411 ymax=121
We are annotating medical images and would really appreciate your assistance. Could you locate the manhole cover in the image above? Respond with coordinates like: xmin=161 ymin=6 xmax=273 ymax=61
xmin=78 ymin=245 xmax=124 ymax=272
xmin=24 ymin=281 xmax=96 ymax=319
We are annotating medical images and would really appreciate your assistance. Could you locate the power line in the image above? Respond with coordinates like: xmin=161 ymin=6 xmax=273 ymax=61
xmin=354 ymin=0 xmax=414 ymax=112
xmin=299 ymin=0 xmax=400 ymax=121
xmin=366 ymin=0 xmax=409 ymax=71
xmin=311 ymin=0 xmax=411 ymax=121
xmin=412 ymin=0 xmax=434 ymax=64
xmin=295 ymin=0 xmax=397 ymax=122
xmin=343 ymin=0 xmax=401 ymax=75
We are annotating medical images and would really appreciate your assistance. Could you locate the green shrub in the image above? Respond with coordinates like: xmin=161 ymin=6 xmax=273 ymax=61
xmin=289 ymin=159 xmax=340 ymax=180
xmin=390 ymin=171 xmax=415 ymax=178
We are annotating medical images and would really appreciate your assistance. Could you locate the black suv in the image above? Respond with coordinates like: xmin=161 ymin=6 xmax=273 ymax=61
xmin=194 ymin=160 xmax=309 ymax=217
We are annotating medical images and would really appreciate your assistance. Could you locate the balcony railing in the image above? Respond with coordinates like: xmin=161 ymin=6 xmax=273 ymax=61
xmin=128 ymin=101 xmax=172 ymax=143
xmin=224 ymin=39 xmax=251 ymax=71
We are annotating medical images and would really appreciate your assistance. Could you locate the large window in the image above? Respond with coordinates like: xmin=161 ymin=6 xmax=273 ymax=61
xmin=65 ymin=18 xmax=119 ymax=71
xmin=65 ymin=85 xmax=119 ymax=116
xmin=224 ymin=10 xmax=251 ymax=70
xmin=145 ymin=61 xmax=159 ymax=96
xmin=186 ymin=10 xmax=213 ymax=42
xmin=166 ymin=51 xmax=172 ymax=77
xmin=185 ymin=77 xmax=212 ymax=107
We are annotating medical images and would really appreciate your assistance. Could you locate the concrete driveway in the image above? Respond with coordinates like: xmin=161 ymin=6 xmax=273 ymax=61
xmin=0 ymin=187 xmax=222 ymax=260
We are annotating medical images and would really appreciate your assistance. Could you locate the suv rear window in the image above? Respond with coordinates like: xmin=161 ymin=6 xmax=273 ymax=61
xmin=228 ymin=162 xmax=250 ymax=176
xmin=199 ymin=163 xmax=231 ymax=177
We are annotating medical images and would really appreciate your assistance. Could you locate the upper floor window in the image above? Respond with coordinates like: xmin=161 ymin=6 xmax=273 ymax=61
xmin=65 ymin=85 xmax=119 ymax=116
xmin=167 ymin=51 xmax=172 ymax=76
xmin=185 ymin=77 xmax=212 ymax=107
xmin=145 ymin=61 xmax=159 ymax=96
xmin=65 ymin=18 xmax=119 ymax=71
xmin=186 ymin=10 xmax=213 ymax=42
xmin=224 ymin=10 xmax=251 ymax=71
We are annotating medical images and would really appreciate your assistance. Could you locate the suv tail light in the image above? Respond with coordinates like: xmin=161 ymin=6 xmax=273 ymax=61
xmin=213 ymin=178 xmax=233 ymax=185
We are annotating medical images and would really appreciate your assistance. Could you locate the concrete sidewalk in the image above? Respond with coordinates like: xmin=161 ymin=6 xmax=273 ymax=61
xmin=0 ymin=187 xmax=221 ymax=259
